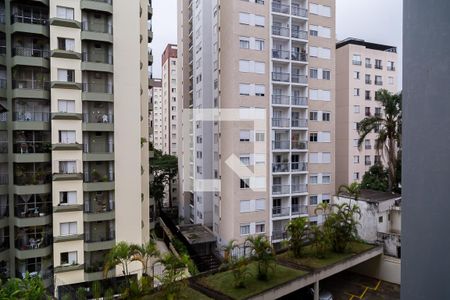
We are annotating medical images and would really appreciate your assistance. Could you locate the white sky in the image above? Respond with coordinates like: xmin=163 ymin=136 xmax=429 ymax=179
xmin=152 ymin=0 xmax=402 ymax=88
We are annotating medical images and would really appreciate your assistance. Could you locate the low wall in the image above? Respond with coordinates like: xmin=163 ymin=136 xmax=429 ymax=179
xmin=350 ymin=254 xmax=401 ymax=285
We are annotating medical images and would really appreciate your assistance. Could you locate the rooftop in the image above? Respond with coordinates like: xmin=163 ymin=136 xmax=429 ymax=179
xmin=340 ymin=189 xmax=401 ymax=203
xmin=178 ymin=224 xmax=216 ymax=245
xmin=336 ymin=37 xmax=397 ymax=53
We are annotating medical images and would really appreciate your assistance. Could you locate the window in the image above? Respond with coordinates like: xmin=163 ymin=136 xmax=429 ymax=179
xmin=240 ymin=224 xmax=250 ymax=236
xmin=353 ymin=156 xmax=360 ymax=164
xmin=240 ymin=178 xmax=250 ymax=189
xmin=310 ymin=175 xmax=318 ymax=184
xmin=239 ymin=13 xmax=250 ymax=24
xmin=57 ymin=69 xmax=75 ymax=82
xmin=322 ymin=194 xmax=331 ymax=204
xmin=240 ymin=130 xmax=251 ymax=142
xmin=59 ymin=130 xmax=76 ymax=144
xmin=318 ymin=132 xmax=331 ymax=142
xmin=57 ymin=38 xmax=75 ymax=51
xmin=378 ymin=216 xmax=383 ymax=223
xmin=310 ymin=68 xmax=318 ymax=79
xmin=375 ymin=59 xmax=383 ymax=69
xmin=322 ymin=174 xmax=331 ymax=184
xmin=322 ymin=152 xmax=331 ymax=163
xmin=240 ymin=200 xmax=251 ymax=213
xmin=309 ymin=3 xmax=331 ymax=17
xmin=353 ymin=172 xmax=360 ymax=180
xmin=59 ymin=161 xmax=76 ymax=174
xmin=239 ymin=83 xmax=250 ymax=96
xmin=322 ymin=112 xmax=330 ymax=121
xmin=309 ymin=132 xmax=318 ymax=142
xmin=365 ymin=90 xmax=371 ymax=100
xmin=375 ymin=75 xmax=383 ymax=85
xmin=309 ymin=195 xmax=318 ymax=205
xmin=388 ymin=76 xmax=394 ymax=85
xmin=61 ymin=251 xmax=77 ymax=266
xmin=353 ymin=88 xmax=360 ymax=96
xmin=240 ymin=155 xmax=251 ymax=166
xmin=58 ymin=100 xmax=75 ymax=113
xmin=309 ymin=25 xmax=318 ymax=36
xmin=365 ymin=107 xmax=371 ymax=116
xmin=239 ymin=37 xmax=250 ymax=49
xmin=352 ymin=54 xmax=362 ymax=65
xmin=353 ymin=139 xmax=359 ymax=147
xmin=254 ymin=15 xmax=265 ymax=27
xmin=365 ymin=58 xmax=371 ymax=68
xmin=56 ymin=6 xmax=74 ymax=20
xmin=60 ymin=191 xmax=76 ymax=205
xmin=353 ymin=71 xmax=360 ymax=79
xmin=255 ymin=39 xmax=264 ymax=51
xmin=60 ymin=222 xmax=77 ymax=236
xmin=365 ymin=155 xmax=372 ymax=165
xmin=255 ymin=85 xmax=265 ymax=96
xmin=254 ymin=62 xmax=265 ymax=73
xmin=354 ymin=105 xmax=360 ymax=113
xmin=365 ymin=74 xmax=371 ymax=84
xmin=255 ymin=223 xmax=265 ymax=233
xmin=322 ymin=70 xmax=331 ymax=80
xmin=310 ymin=111 xmax=318 ymax=121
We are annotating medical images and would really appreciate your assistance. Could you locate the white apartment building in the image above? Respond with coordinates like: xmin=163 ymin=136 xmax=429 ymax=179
xmin=178 ymin=0 xmax=336 ymax=249
xmin=150 ymin=79 xmax=163 ymax=150
xmin=336 ymin=38 xmax=398 ymax=187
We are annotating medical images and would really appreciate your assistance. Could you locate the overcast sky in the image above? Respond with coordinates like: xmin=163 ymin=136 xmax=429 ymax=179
xmin=152 ymin=0 xmax=402 ymax=87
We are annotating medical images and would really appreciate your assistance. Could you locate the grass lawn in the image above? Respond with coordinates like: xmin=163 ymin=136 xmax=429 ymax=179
xmin=143 ymin=286 xmax=212 ymax=300
xmin=278 ymin=241 xmax=376 ymax=270
xmin=198 ymin=262 xmax=307 ymax=300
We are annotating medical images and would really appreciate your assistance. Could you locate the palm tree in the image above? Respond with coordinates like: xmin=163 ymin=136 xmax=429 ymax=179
xmin=244 ymin=235 xmax=275 ymax=281
xmin=337 ymin=182 xmax=361 ymax=206
xmin=222 ymin=239 xmax=239 ymax=265
xmin=324 ymin=203 xmax=361 ymax=253
xmin=156 ymin=253 xmax=189 ymax=300
xmin=286 ymin=217 xmax=308 ymax=258
xmin=103 ymin=242 xmax=132 ymax=278
xmin=130 ymin=240 xmax=160 ymax=277
xmin=358 ymin=89 xmax=402 ymax=191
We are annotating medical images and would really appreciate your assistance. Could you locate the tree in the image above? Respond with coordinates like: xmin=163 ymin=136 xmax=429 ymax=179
xmin=324 ymin=203 xmax=361 ymax=253
xmin=361 ymin=164 xmax=389 ymax=192
xmin=337 ymin=182 xmax=361 ymax=206
xmin=309 ymin=225 xmax=329 ymax=258
xmin=150 ymin=149 xmax=178 ymax=212
xmin=156 ymin=253 xmax=189 ymax=300
xmin=0 ymin=273 xmax=49 ymax=300
xmin=230 ymin=257 xmax=252 ymax=289
xmin=245 ymin=235 xmax=275 ymax=281
xmin=358 ymin=89 xmax=402 ymax=191
xmin=91 ymin=281 xmax=101 ymax=300
xmin=130 ymin=240 xmax=160 ymax=277
xmin=103 ymin=242 xmax=132 ymax=278
xmin=286 ymin=217 xmax=308 ymax=258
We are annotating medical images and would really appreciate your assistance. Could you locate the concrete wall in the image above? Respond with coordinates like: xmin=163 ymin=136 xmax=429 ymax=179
xmin=403 ymin=1 xmax=450 ymax=299
xmin=351 ymin=255 xmax=401 ymax=285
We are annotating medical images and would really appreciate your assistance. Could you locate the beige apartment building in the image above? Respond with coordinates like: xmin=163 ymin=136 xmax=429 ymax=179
xmin=150 ymin=78 xmax=162 ymax=150
xmin=336 ymin=38 xmax=398 ymax=187
xmin=0 ymin=0 xmax=152 ymax=296
xmin=178 ymin=0 xmax=336 ymax=249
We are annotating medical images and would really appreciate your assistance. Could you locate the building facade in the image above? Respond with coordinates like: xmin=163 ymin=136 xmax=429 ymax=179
xmin=0 ymin=0 xmax=152 ymax=295
xmin=178 ymin=0 xmax=336 ymax=248
xmin=149 ymin=78 xmax=162 ymax=150
xmin=335 ymin=38 xmax=398 ymax=187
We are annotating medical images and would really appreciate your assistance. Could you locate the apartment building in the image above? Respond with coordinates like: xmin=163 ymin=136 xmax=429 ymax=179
xmin=149 ymin=78 xmax=162 ymax=150
xmin=336 ymin=38 xmax=398 ymax=187
xmin=178 ymin=0 xmax=336 ymax=248
xmin=0 ymin=0 xmax=152 ymax=296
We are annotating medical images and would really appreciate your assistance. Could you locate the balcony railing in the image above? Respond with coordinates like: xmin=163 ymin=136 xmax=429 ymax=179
xmin=365 ymin=79 xmax=372 ymax=84
xmin=272 ymin=206 xmax=290 ymax=217
xmin=272 ymin=230 xmax=288 ymax=240
xmin=292 ymin=184 xmax=307 ymax=193
xmin=387 ymin=66 xmax=395 ymax=71
xmin=291 ymin=74 xmax=307 ymax=84
xmin=82 ymin=83 xmax=113 ymax=94
xmin=272 ymin=26 xmax=289 ymax=37
xmin=82 ymin=22 xmax=113 ymax=34
xmin=291 ymin=29 xmax=308 ymax=40
xmin=292 ymin=6 xmax=308 ymax=17
xmin=352 ymin=60 xmax=362 ymax=65
xmin=0 ymin=142 xmax=7 ymax=153
xmin=272 ymin=95 xmax=290 ymax=105
xmin=13 ymin=112 xmax=50 ymax=122
xmin=291 ymin=119 xmax=308 ymax=128
xmin=84 ymin=171 xmax=114 ymax=183
xmin=11 ymin=14 xmax=48 ymax=25
xmin=365 ymin=63 xmax=372 ymax=68
xmin=12 ymin=80 xmax=50 ymax=90
xmin=272 ymin=163 xmax=290 ymax=173
xmin=375 ymin=80 xmax=383 ymax=86
xmin=15 ymin=203 xmax=52 ymax=218
xmin=272 ymin=49 xmax=290 ymax=60
xmin=14 ymin=172 xmax=51 ymax=185
xmin=85 ymin=204 xmax=114 ymax=214
xmin=291 ymin=52 xmax=307 ymax=62
xmin=292 ymin=204 xmax=308 ymax=215
xmin=272 ymin=140 xmax=290 ymax=150
xmin=272 ymin=72 xmax=290 ymax=82
xmin=82 ymin=52 xmax=113 ymax=64
xmin=0 ymin=79 xmax=6 ymax=89
xmin=0 ymin=14 xmax=4 ymax=25
xmin=83 ymin=113 xmax=113 ymax=124
xmin=292 ymin=140 xmax=308 ymax=150
xmin=12 ymin=47 xmax=50 ymax=58
xmin=15 ymin=235 xmax=52 ymax=251
xmin=84 ymin=141 xmax=114 ymax=153
xmin=291 ymin=162 xmax=308 ymax=172
xmin=0 ymin=174 xmax=8 ymax=185
xmin=272 ymin=184 xmax=290 ymax=195
xmin=272 ymin=2 xmax=290 ymax=14
xmin=14 ymin=142 xmax=51 ymax=154
xmin=272 ymin=118 xmax=290 ymax=127
xmin=375 ymin=65 xmax=383 ymax=70
xmin=292 ymin=97 xmax=308 ymax=106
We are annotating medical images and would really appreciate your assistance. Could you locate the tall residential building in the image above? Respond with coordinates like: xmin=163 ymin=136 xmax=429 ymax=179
xmin=335 ymin=38 xmax=398 ymax=187
xmin=0 ymin=0 xmax=152 ymax=296
xmin=149 ymin=79 xmax=162 ymax=150
xmin=178 ymin=0 xmax=336 ymax=248
xmin=161 ymin=44 xmax=178 ymax=156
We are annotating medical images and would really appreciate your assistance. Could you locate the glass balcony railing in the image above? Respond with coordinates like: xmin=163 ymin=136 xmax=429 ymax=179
xmin=272 ymin=95 xmax=290 ymax=105
xmin=272 ymin=185 xmax=290 ymax=195
xmin=272 ymin=26 xmax=289 ymax=37
xmin=292 ymin=204 xmax=308 ymax=215
xmin=272 ymin=72 xmax=290 ymax=82
xmin=83 ymin=113 xmax=113 ymax=124
xmin=14 ymin=141 xmax=51 ymax=154
xmin=292 ymin=184 xmax=307 ymax=194
xmin=272 ymin=163 xmax=290 ymax=173
xmin=82 ymin=83 xmax=113 ymax=94
xmin=13 ymin=112 xmax=50 ymax=122
xmin=12 ymin=80 xmax=50 ymax=90
xmin=272 ymin=206 xmax=290 ymax=217
xmin=12 ymin=47 xmax=50 ymax=58
xmin=272 ymin=140 xmax=290 ymax=150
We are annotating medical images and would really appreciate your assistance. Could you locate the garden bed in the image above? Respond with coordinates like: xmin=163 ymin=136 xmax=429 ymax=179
xmin=196 ymin=262 xmax=307 ymax=300
xmin=143 ymin=286 xmax=212 ymax=300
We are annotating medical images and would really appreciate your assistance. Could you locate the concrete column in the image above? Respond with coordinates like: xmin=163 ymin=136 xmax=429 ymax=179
xmin=314 ymin=281 xmax=320 ymax=300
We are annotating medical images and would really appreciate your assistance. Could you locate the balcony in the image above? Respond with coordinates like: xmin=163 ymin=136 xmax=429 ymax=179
xmin=292 ymin=97 xmax=307 ymax=106
xmin=83 ymin=141 xmax=114 ymax=161
xmin=292 ymin=184 xmax=307 ymax=194
xmin=272 ymin=206 xmax=290 ymax=217
xmin=291 ymin=29 xmax=308 ymax=40
xmin=82 ymin=52 xmax=113 ymax=73
xmin=12 ymin=80 xmax=50 ymax=99
xmin=84 ymin=221 xmax=115 ymax=251
xmin=82 ymin=112 xmax=113 ymax=132
xmin=272 ymin=118 xmax=290 ymax=128
xmin=272 ymin=26 xmax=289 ymax=37
xmin=292 ymin=140 xmax=308 ymax=150
xmin=14 ymin=164 xmax=51 ymax=186
xmin=14 ymin=200 xmax=51 ymax=227
xmin=291 ymin=162 xmax=308 ymax=172
xmin=53 ymin=162 xmax=83 ymax=181
xmin=272 ymin=72 xmax=290 ymax=82
xmin=291 ymin=118 xmax=308 ymax=128
xmin=272 ymin=49 xmax=290 ymax=60
xmin=13 ymin=111 xmax=49 ymax=123
xmin=15 ymin=226 xmax=52 ymax=257
xmin=291 ymin=52 xmax=307 ymax=63
xmin=82 ymin=83 xmax=113 ymax=101
xmin=81 ymin=22 xmax=113 ymax=43
xmin=292 ymin=6 xmax=308 ymax=18
xmin=272 ymin=230 xmax=288 ymax=241
xmin=272 ymin=140 xmax=290 ymax=150
xmin=291 ymin=74 xmax=307 ymax=84
xmin=352 ymin=60 xmax=362 ymax=66
xmin=0 ymin=174 xmax=8 ymax=186
xmin=365 ymin=79 xmax=372 ymax=84
xmin=81 ymin=0 xmax=113 ymax=15
xmin=272 ymin=2 xmax=290 ymax=14
xmin=272 ymin=163 xmax=290 ymax=173
xmin=272 ymin=95 xmax=290 ymax=105
xmin=272 ymin=184 xmax=290 ymax=195
xmin=292 ymin=204 xmax=308 ymax=215
xmin=11 ymin=15 xmax=49 ymax=37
